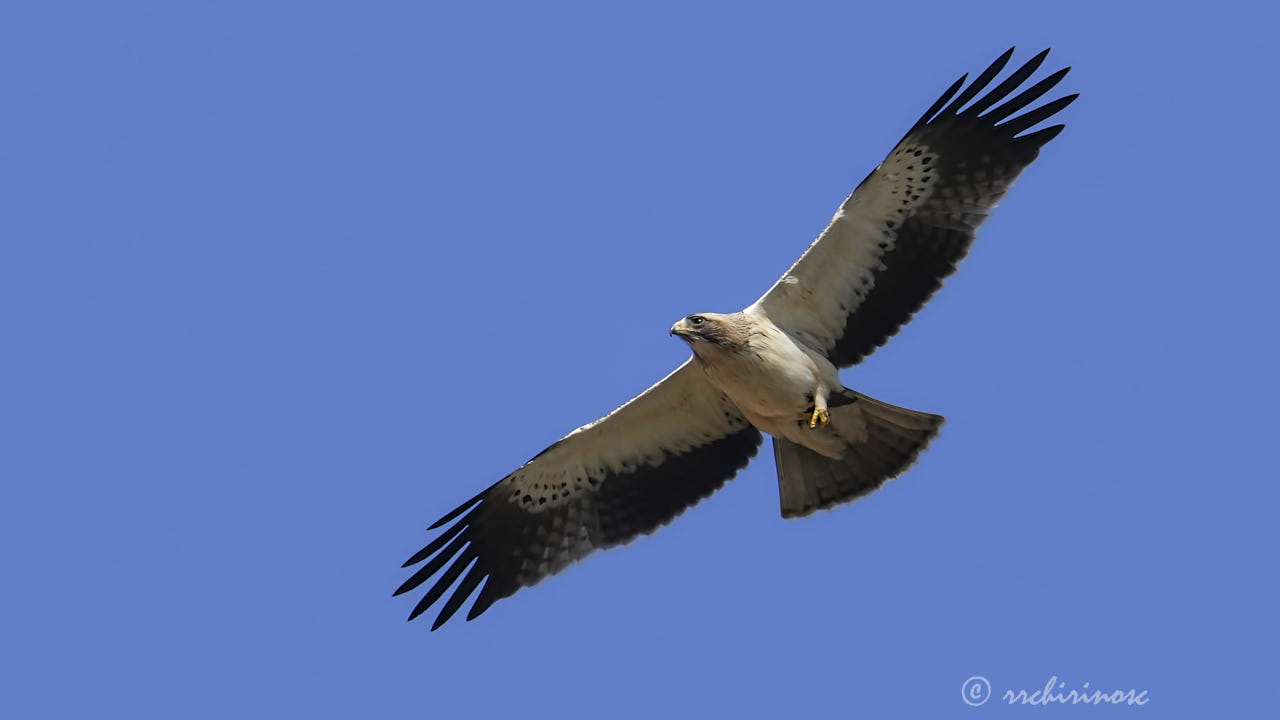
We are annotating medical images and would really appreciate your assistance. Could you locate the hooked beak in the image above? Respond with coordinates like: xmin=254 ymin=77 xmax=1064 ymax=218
xmin=670 ymin=319 xmax=694 ymax=338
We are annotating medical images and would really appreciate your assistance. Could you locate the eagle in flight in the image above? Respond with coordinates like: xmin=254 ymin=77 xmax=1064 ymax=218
xmin=396 ymin=48 xmax=1076 ymax=629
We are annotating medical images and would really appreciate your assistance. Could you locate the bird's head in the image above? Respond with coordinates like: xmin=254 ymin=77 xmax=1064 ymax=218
xmin=670 ymin=313 xmax=735 ymax=349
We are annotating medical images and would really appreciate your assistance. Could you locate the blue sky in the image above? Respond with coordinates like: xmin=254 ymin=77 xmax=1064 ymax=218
xmin=2 ymin=1 xmax=1277 ymax=717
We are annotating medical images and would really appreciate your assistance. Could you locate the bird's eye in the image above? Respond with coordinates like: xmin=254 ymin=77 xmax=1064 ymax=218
xmin=689 ymin=316 xmax=705 ymax=326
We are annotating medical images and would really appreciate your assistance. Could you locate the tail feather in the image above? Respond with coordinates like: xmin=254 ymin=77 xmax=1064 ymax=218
xmin=774 ymin=391 xmax=944 ymax=519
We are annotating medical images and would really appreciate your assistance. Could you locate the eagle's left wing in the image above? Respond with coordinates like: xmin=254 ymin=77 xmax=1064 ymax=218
xmin=394 ymin=360 xmax=762 ymax=630
xmin=750 ymin=48 xmax=1077 ymax=367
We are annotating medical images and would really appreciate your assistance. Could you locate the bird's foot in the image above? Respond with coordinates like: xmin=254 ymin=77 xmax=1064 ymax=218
xmin=808 ymin=407 xmax=830 ymax=429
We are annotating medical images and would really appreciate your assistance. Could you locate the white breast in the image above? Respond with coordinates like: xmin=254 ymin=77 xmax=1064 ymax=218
xmin=698 ymin=324 xmax=823 ymax=424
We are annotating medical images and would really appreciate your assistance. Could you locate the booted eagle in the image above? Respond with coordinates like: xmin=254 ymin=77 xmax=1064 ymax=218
xmin=396 ymin=48 xmax=1076 ymax=629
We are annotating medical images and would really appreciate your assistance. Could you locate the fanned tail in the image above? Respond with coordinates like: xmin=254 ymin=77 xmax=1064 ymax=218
xmin=774 ymin=392 xmax=944 ymax=519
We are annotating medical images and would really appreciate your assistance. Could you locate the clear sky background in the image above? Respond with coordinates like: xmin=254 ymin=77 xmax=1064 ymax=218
xmin=3 ymin=1 xmax=1277 ymax=717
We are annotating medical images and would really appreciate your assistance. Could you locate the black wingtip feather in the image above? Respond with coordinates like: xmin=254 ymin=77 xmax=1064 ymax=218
xmin=1016 ymin=123 xmax=1067 ymax=146
xmin=914 ymin=74 xmax=967 ymax=129
xmin=401 ymin=513 xmax=474 ymax=568
xmin=966 ymin=47 xmax=1052 ymax=117
xmin=465 ymin=580 xmax=500 ymax=622
xmin=941 ymin=47 xmax=1015 ymax=116
xmin=393 ymin=533 xmax=470 ymax=597
xmin=999 ymin=93 xmax=1079 ymax=137
xmin=408 ymin=551 xmax=476 ymax=622
xmin=428 ymin=487 xmax=488 ymax=530
xmin=983 ymin=66 xmax=1072 ymax=124
xmin=431 ymin=562 xmax=488 ymax=630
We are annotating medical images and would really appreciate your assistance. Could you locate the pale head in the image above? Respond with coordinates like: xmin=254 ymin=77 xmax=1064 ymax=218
xmin=669 ymin=312 xmax=750 ymax=355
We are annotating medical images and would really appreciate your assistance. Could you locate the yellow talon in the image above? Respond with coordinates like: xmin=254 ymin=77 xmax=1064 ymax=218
xmin=809 ymin=407 xmax=830 ymax=429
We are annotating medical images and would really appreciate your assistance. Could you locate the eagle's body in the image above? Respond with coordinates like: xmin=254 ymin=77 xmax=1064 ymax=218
xmin=678 ymin=309 xmax=842 ymax=452
xmin=396 ymin=48 xmax=1078 ymax=630
xmin=683 ymin=314 xmax=818 ymax=423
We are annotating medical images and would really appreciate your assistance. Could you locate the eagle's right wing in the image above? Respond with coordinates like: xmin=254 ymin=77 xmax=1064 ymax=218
xmin=751 ymin=48 xmax=1076 ymax=367
xmin=394 ymin=360 xmax=763 ymax=630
